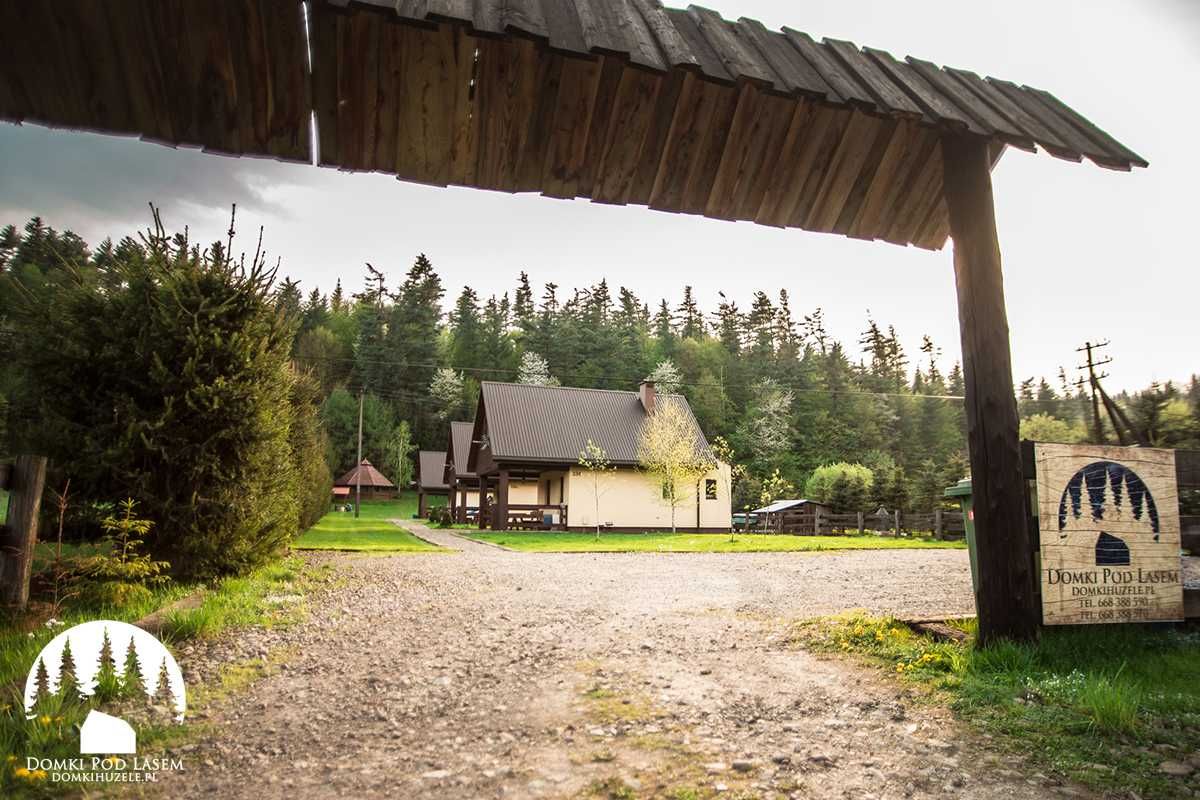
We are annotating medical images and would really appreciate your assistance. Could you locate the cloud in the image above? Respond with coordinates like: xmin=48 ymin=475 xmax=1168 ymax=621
xmin=0 ymin=121 xmax=317 ymax=241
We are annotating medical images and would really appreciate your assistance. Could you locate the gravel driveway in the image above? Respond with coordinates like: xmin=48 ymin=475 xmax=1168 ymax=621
xmin=156 ymin=525 xmax=1091 ymax=800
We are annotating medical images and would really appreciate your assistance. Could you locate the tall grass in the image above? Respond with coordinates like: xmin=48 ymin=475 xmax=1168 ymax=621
xmin=804 ymin=614 xmax=1200 ymax=798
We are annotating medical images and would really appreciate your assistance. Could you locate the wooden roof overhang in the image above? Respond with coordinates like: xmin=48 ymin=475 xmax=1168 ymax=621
xmin=0 ymin=0 xmax=1145 ymax=251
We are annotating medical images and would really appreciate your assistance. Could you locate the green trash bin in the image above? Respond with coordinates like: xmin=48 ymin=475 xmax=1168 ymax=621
xmin=944 ymin=478 xmax=979 ymax=612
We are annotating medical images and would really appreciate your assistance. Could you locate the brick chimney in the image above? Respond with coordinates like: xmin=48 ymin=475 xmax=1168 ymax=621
xmin=639 ymin=380 xmax=656 ymax=415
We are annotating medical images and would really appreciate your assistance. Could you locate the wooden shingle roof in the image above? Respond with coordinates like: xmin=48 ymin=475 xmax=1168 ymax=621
xmin=475 ymin=381 xmax=710 ymax=466
xmin=0 ymin=0 xmax=1145 ymax=251
xmin=334 ymin=459 xmax=396 ymax=488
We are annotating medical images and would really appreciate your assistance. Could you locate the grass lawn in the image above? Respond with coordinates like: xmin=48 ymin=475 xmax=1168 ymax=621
xmin=466 ymin=531 xmax=967 ymax=553
xmin=801 ymin=614 xmax=1200 ymax=799
xmin=293 ymin=496 xmax=443 ymax=552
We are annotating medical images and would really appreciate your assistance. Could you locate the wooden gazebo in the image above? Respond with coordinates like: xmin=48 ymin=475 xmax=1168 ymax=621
xmin=0 ymin=0 xmax=1147 ymax=643
xmin=334 ymin=459 xmax=397 ymax=500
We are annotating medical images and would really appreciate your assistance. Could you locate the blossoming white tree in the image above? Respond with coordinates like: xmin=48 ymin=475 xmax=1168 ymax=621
xmin=637 ymin=399 xmax=715 ymax=532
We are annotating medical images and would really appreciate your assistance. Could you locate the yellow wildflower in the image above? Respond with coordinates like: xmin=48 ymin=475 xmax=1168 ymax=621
xmin=31 ymin=769 xmax=47 ymax=780
xmin=39 ymin=714 xmax=51 ymax=725
xmin=14 ymin=766 xmax=31 ymax=779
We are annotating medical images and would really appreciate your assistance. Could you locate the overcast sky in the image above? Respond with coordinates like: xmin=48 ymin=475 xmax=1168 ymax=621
xmin=2 ymin=0 xmax=1196 ymax=393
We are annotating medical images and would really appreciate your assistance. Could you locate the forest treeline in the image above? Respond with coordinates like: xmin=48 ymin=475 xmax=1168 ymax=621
xmin=3 ymin=215 xmax=1199 ymax=527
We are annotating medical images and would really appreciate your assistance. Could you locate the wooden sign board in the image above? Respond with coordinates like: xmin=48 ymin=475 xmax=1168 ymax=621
xmin=1035 ymin=443 xmax=1184 ymax=625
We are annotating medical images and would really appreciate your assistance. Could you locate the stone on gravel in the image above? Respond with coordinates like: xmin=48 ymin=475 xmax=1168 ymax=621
xmin=1159 ymin=760 xmax=1194 ymax=777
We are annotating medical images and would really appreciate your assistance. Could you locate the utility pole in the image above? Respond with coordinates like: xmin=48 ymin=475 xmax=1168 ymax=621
xmin=1075 ymin=340 xmax=1113 ymax=445
xmin=355 ymin=388 xmax=364 ymax=519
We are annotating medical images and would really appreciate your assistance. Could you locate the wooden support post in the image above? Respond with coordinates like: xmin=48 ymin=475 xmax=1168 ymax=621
xmin=857 ymin=511 xmax=865 ymax=534
xmin=418 ymin=490 xmax=428 ymax=519
xmin=935 ymin=509 xmax=944 ymax=540
xmin=448 ymin=480 xmax=458 ymax=519
xmin=478 ymin=476 xmax=489 ymax=529
xmin=813 ymin=506 xmax=823 ymax=535
xmin=494 ymin=470 xmax=509 ymax=532
xmin=0 ymin=456 xmax=48 ymax=608
xmin=460 ymin=486 xmax=469 ymax=524
xmin=893 ymin=510 xmax=901 ymax=538
xmin=942 ymin=133 xmax=1039 ymax=645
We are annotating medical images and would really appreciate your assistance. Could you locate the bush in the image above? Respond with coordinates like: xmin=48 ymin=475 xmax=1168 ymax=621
xmin=291 ymin=372 xmax=333 ymax=532
xmin=805 ymin=462 xmax=873 ymax=511
xmin=427 ymin=506 xmax=455 ymax=528
xmin=5 ymin=212 xmax=305 ymax=580
xmin=76 ymin=499 xmax=169 ymax=610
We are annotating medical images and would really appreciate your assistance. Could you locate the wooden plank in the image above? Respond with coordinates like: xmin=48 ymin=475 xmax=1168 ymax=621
xmin=905 ymin=58 xmax=1034 ymax=150
xmin=575 ymin=54 xmax=626 ymax=198
xmin=848 ymin=118 xmax=925 ymax=239
xmin=536 ymin=0 xmax=589 ymax=54
xmin=946 ymin=68 xmax=1080 ymax=159
xmin=996 ymin=82 xmax=1132 ymax=170
xmin=541 ymin=54 xmax=604 ymax=198
xmin=781 ymin=30 xmax=875 ymax=110
xmin=729 ymin=93 xmax=799 ymax=220
xmin=1182 ymin=517 xmax=1199 ymax=554
xmin=687 ymin=8 xmax=778 ymax=87
xmin=448 ymin=25 xmax=481 ymax=186
xmin=708 ymin=90 xmax=795 ymax=220
xmin=884 ymin=139 xmax=941 ymax=245
xmin=311 ymin=2 xmax=341 ymax=166
xmin=942 ymin=132 xmax=1039 ymax=643
xmin=629 ymin=0 xmax=701 ymax=71
xmin=591 ymin=65 xmax=662 ymax=204
xmin=734 ymin=19 xmax=834 ymax=99
xmin=575 ymin=0 xmax=661 ymax=70
xmin=473 ymin=0 xmax=548 ymax=40
xmin=396 ymin=21 xmax=461 ymax=185
xmin=0 ymin=456 xmax=47 ymax=609
xmin=1187 ymin=587 xmax=1200 ymax=621
xmin=783 ymin=106 xmax=859 ymax=229
xmin=988 ymin=78 xmax=1100 ymax=163
xmin=1023 ymin=87 xmax=1147 ymax=168
xmin=1177 ymin=450 xmax=1200 ymax=487
xmin=374 ymin=19 xmax=404 ymax=171
xmin=649 ymin=72 xmax=717 ymax=210
xmin=626 ymin=67 xmax=689 ymax=205
xmin=865 ymin=48 xmax=981 ymax=133
xmin=751 ymin=99 xmax=820 ymax=227
xmin=800 ymin=110 xmax=885 ymax=231
xmin=513 ymin=49 xmax=565 ymax=192
xmin=823 ymin=39 xmax=923 ymax=118
xmin=474 ymin=36 xmax=540 ymax=191
xmin=666 ymin=8 xmax=733 ymax=84
xmin=832 ymin=116 xmax=902 ymax=235
xmin=681 ymin=81 xmax=740 ymax=215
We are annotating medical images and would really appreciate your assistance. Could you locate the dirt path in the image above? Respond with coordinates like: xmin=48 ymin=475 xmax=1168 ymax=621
xmin=156 ymin=525 xmax=1089 ymax=800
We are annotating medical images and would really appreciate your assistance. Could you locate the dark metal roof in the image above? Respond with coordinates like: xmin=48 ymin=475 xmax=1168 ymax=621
xmin=478 ymin=381 xmax=710 ymax=466
xmin=334 ymin=459 xmax=396 ymax=489
xmin=447 ymin=421 xmax=476 ymax=480
xmin=416 ymin=450 xmax=450 ymax=490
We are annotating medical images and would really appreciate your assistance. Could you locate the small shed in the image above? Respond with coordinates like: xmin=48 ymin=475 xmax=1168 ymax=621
xmin=750 ymin=499 xmax=831 ymax=532
xmin=334 ymin=459 xmax=397 ymax=500
xmin=415 ymin=450 xmax=450 ymax=517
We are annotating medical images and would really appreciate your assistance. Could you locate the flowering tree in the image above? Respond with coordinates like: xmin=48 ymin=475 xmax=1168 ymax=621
xmin=429 ymin=368 xmax=465 ymax=421
xmin=711 ymin=436 xmax=743 ymax=541
xmin=518 ymin=352 xmax=559 ymax=386
xmin=646 ymin=359 xmax=682 ymax=395
xmin=577 ymin=439 xmax=613 ymax=540
xmin=638 ymin=399 xmax=715 ymax=532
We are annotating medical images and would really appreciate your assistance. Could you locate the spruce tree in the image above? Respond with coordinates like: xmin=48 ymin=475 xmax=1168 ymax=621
xmin=94 ymin=626 xmax=121 ymax=701
xmin=58 ymin=638 xmax=82 ymax=702
xmin=33 ymin=657 xmax=51 ymax=706
xmin=121 ymin=635 xmax=143 ymax=697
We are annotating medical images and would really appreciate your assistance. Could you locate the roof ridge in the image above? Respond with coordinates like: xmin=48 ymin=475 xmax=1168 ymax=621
xmin=480 ymin=380 xmax=687 ymax=399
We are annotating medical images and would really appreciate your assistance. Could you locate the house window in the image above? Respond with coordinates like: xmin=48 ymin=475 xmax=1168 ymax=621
xmin=705 ymin=479 xmax=717 ymax=500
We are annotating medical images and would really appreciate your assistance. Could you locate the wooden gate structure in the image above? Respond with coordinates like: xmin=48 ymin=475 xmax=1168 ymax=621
xmin=0 ymin=0 xmax=1147 ymax=643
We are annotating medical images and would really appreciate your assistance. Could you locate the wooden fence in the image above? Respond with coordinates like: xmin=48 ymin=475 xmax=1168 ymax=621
xmin=764 ymin=507 xmax=966 ymax=539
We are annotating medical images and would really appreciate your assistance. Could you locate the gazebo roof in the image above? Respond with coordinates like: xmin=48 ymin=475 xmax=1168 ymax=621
xmin=0 ymin=0 xmax=1144 ymax=251
xmin=334 ymin=459 xmax=396 ymax=489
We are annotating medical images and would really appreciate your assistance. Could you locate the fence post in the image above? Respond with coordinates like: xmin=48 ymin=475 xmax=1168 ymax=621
xmin=893 ymin=510 xmax=901 ymax=538
xmin=857 ymin=511 xmax=864 ymax=534
xmin=0 ymin=455 xmax=48 ymax=608
xmin=813 ymin=506 xmax=823 ymax=535
xmin=934 ymin=509 xmax=943 ymax=540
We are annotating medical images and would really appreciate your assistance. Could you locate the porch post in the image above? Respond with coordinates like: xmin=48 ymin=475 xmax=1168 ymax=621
xmin=459 ymin=486 xmax=469 ymax=523
xmin=478 ymin=475 xmax=489 ymax=529
xmin=941 ymin=133 xmax=1039 ymax=645
xmin=448 ymin=480 xmax=457 ymax=519
xmin=494 ymin=469 xmax=509 ymax=531
xmin=418 ymin=490 xmax=427 ymax=518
